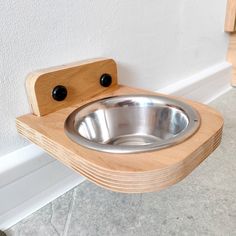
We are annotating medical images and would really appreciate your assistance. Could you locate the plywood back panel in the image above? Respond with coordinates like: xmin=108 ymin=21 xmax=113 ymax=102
xmin=26 ymin=58 xmax=118 ymax=116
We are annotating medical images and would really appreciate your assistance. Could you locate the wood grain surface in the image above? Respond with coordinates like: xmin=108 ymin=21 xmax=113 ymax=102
xmin=225 ymin=0 xmax=236 ymax=32
xmin=16 ymin=84 xmax=223 ymax=193
xmin=26 ymin=58 xmax=117 ymax=116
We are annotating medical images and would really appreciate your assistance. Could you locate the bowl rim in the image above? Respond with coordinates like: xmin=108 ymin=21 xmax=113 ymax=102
xmin=64 ymin=94 xmax=201 ymax=154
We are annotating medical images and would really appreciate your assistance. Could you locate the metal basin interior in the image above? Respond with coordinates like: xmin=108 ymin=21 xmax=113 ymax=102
xmin=65 ymin=95 xmax=200 ymax=153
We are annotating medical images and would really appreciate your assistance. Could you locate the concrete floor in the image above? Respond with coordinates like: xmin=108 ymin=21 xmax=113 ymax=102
xmin=6 ymin=89 xmax=236 ymax=236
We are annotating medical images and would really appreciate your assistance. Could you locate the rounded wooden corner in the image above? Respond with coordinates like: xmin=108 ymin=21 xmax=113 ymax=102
xmin=16 ymin=85 xmax=224 ymax=193
xmin=24 ymin=58 xmax=118 ymax=116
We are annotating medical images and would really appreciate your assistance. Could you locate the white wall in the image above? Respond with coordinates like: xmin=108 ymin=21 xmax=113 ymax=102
xmin=0 ymin=0 xmax=228 ymax=157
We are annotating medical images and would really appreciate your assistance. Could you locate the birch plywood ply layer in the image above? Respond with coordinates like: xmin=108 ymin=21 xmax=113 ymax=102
xmin=16 ymin=59 xmax=223 ymax=193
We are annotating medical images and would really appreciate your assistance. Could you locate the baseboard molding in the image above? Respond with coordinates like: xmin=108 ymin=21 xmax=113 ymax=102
xmin=0 ymin=61 xmax=232 ymax=230
xmin=0 ymin=145 xmax=85 ymax=230
xmin=157 ymin=62 xmax=232 ymax=103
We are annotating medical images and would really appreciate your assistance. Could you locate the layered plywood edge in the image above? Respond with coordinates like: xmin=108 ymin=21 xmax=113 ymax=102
xmin=16 ymin=58 xmax=223 ymax=193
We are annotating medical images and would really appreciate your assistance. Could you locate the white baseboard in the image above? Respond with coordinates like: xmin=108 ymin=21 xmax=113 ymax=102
xmin=157 ymin=62 xmax=232 ymax=103
xmin=0 ymin=61 xmax=232 ymax=230
xmin=0 ymin=145 xmax=85 ymax=230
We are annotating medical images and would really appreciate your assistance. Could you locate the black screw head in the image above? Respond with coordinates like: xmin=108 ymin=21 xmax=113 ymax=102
xmin=100 ymin=74 xmax=112 ymax=87
xmin=52 ymin=85 xmax=67 ymax=101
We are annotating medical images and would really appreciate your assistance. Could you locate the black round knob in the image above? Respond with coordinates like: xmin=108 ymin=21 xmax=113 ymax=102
xmin=52 ymin=85 xmax=67 ymax=101
xmin=100 ymin=74 xmax=112 ymax=87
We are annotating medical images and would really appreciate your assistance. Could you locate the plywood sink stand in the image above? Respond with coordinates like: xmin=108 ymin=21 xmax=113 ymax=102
xmin=16 ymin=58 xmax=223 ymax=193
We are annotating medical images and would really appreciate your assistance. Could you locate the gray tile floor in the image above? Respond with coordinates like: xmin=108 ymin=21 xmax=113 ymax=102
xmin=6 ymin=89 xmax=236 ymax=236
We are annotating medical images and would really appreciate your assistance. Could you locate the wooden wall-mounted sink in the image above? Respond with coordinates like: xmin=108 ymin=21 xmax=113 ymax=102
xmin=16 ymin=58 xmax=223 ymax=193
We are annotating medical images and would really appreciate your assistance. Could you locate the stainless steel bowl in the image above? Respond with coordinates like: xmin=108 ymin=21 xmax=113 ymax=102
xmin=65 ymin=95 xmax=200 ymax=153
